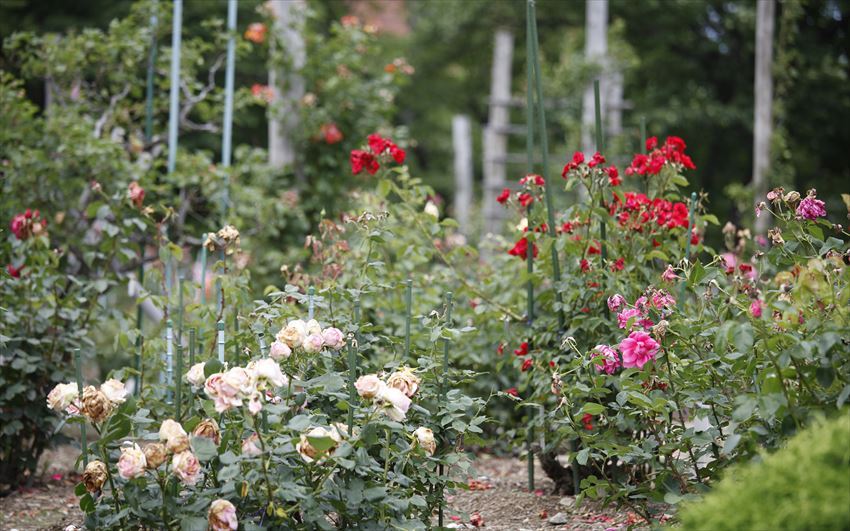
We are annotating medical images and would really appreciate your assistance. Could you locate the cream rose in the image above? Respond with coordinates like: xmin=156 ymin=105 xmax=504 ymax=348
xmin=387 ymin=367 xmax=421 ymax=398
xmin=172 ymin=450 xmax=201 ymax=485
xmin=100 ymin=379 xmax=127 ymax=405
xmin=143 ymin=443 xmax=168 ymax=469
xmin=117 ymin=443 xmax=147 ymax=479
xmin=241 ymin=433 xmax=261 ymax=457
xmin=377 ymin=386 xmax=411 ymax=422
xmin=305 ymin=319 xmax=322 ymax=336
xmin=277 ymin=319 xmax=307 ymax=348
xmin=159 ymin=419 xmax=189 ymax=453
xmin=354 ymin=374 xmax=385 ymax=399
xmin=250 ymin=358 xmax=288 ymax=388
xmin=47 ymin=382 xmax=78 ymax=413
xmin=186 ymin=362 xmax=206 ymax=388
xmin=208 ymin=499 xmax=238 ymax=531
xmin=412 ymin=427 xmax=437 ymax=455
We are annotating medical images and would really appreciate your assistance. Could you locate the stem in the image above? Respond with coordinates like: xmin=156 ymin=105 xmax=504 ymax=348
xmin=253 ymin=418 xmax=276 ymax=506
xmin=663 ymin=348 xmax=703 ymax=484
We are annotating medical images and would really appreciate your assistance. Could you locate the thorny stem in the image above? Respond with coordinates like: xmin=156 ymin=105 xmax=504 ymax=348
xmin=253 ymin=417 xmax=276 ymax=508
xmin=662 ymin=347 xmax=703 ymax=485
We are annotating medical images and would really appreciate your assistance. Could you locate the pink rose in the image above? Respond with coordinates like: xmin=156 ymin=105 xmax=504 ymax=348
xmin=321 ymin=327 xmax=346 ymax=350
xmin=172 ymin=450 xmax=201 ymax=485
xmin=619 ymin=331 xmax=660 ymax=369
xmin=355 ymin=374 xmax=384 ymax=399
xmin=591 ymin=345 xmax=621 ymax=375
xmin=750 ymin=299 xmax=763 ymax=318
xmin=617 ymin=307 xmax=642 ymax=329
xmin=242 ymin=433 xmax=261 ymax=457
xmin=302 ymin=333 xmax=325 ymax=354
xmin=607 ymin=294 xmax=626 ymax=312
xmin=795 ymin=192 xmax=826 ymax=220
xmin=661 ymin=265 xmax=679 ymax=283
xmin=269 ymin=340 xmax=291 ymax=360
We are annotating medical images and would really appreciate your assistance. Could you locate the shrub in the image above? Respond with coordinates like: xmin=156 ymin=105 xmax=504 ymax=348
xmin=676 ymin=413 xmax=850 ymax=531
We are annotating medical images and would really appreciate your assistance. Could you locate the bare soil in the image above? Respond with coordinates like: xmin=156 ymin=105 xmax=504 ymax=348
xmin=0 ymin=447 xmax=662 ymax=530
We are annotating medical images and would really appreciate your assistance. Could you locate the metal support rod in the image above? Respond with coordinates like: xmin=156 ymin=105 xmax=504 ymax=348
xmin=217 ymin=320 xmax=225 ymax=363
xmin=176 ymin=344 xmax=183 ymax=419
xmin=74 ymin=348 xmax=87 ymax=466
xmin=403 ymin=279 xmax=412 ymax=358
xmin=135 ymin=336 xmax=144 ymax=398
xmin=166 ymin=319 xmax=174 ymax=402
xmin=679 ymin=192 xmax=698 ymax=307
xmin=525 ymin=18 xmax=536 ymax=492
xmin=221 ymin=0 xmax=237 ymax=218
xmin=347 ymin=338 xmax=357 ymax=430
xmin=307 ymin=286 xmax=315 ymax=320
xmin=166 ymin=0 xmax=182 ymax=174
xmin=593 ymin=80 xmax=608 ymax=266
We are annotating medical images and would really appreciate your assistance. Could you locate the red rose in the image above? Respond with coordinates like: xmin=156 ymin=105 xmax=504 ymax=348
xmin=350 ymin=150 xmax=379 ymax=175
xmin=6 ymin=264 xmax=23 ymax=278
xmin=606 ymin=165 xmax=621 ymax=186
xmin=496 ymin=343 xmax=505 ymax=355
xmin=518 ymin=193 xmax=534 ymax=208
xmin=587 ymin=152 xmax=606 ymax=168
xmin=580 ymin=259 xmax=591 ymax=273
xmin=320 ymin=123 xmax=344 ymax=144
xmin=513 ymin=342 xmax=529 ymax=356
xmin=521 ymin=358 xmax=533 ymax=372
xmin=496 ymin=188 xmax=511 ymax=204
xmin=646 ymin=136 xmax=658 ymax=151
xmin=505 ymin=387 xmax=519 ymax=397
xmin=507 ymin=237 xmax=538 ymax=260
xmin=610 ymin=257 xmax=625 ymax=272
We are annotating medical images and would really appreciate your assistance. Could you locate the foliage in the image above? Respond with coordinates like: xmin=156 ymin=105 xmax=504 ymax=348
xmin=676 ymin=413 xmax=850 ymax=531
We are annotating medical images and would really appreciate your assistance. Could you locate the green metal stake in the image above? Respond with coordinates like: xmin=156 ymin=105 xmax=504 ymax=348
xmin=135 ymin=241 xmax=145 ymax=397
xmin=177 ymin=275 xmax=184 ymax=345
xmin=346 ymin=337 xmax=357 ymax=430
xmin=528 ymin=0 xmax=565 ymax=330
xmin=593 ymin=79 xmax=608 ymax=266
xmin=353 ymin=297 xmax=361 ymax=343
xmin=679 ymin=192 xmax=698 ymax=308
xmin=525 ymin=15 xmax=536 ymax=493
xmin=135 ymin=336 xmax=144 ymax=399
xmin=189 ymin=328 xmax=196 ymax=367
xmin=176 ymin=344 xmax=183 ymax=420
xmin=438 ymin=292 xmax=454 ymax=528
xmin=307 ymin=286 xmax=315 ymax=320
xmin=74 ymin=348 xmax=88 ymax=466
xmin=143 ymin=1 xmax=158 ymax=145
xmin=165 ymin=319 xmax=173 ymax=402
xmin=403 ymin=279 xmax=413 ymax=358
xmin=233 ymin=312 xmax=240 ymax=365
xmin=200 ymin=236 xmax=208 ymax=305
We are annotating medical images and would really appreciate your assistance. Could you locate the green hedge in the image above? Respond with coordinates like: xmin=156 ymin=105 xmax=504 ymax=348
xmin=677 ymin=413 xmax=850 ymax=531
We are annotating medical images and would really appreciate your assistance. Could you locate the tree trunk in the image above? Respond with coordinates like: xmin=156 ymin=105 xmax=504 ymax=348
xmin=268 ymin=0 xmax=306 ymax=175
xmin=753 ymin=0 xmax=775 ymax=235
xmin=580 ymin=0 xmax=608 ymax=200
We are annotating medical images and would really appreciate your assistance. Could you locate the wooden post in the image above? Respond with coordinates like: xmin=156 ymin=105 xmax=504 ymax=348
xmin=753 ymin=0 xmax=775 ymax=235
xmin=452 ymin=115 xmax=474 ymax=235
xmin=580 ymin=0 xmax=608 ymax=191
xmin=267 ymin=0 xmax=306 ymax=173
xmin=482 ymin=29 xmax=514 ymax=236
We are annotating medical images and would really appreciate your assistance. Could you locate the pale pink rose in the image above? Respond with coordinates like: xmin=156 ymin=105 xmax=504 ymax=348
xmin=661 ymin=265 xmax=679 ymax=283
xmin=269 ymin=340 xmax=292 ymax=360
xmin=208 ymin=499 xmax=238 ymax=531
xmin=619 ymin=331 xmax=660 ymax=369
xmin=376 ymin=386 xmax=411 ymax=422
xmin=250 ymin=358 xmax=288 ymax=388
xmin=117 ymin=443 xmax=147 ymax=479
xmin=302 ymin=333 xmax=325 ymax=353
xmin=172 ymin=450 xmax=201 ymax=485
xmin=204 ymin=373 xmax=225 ymax=398
xmin=242 ymin=433 xmax=262 ymax=457
xmin=607 ymin=294 xmax=626 ymax=312
xmin=47 ymin=382 xmax=79 ymax=413
xmin=247 ymin=392 xmax=263 ymax=416
xmin=100 ymin=379 xmax=127 ymax=405
xmin=186 ymin=362 xmax=206 ymax=388
xmin=321 ymin=327 xmax=346 ymax=350
xmin=617 ymin=307 xmax=642 ymax=329
xmin=355 ymin=374 xmax=384 ymax=399
xmin=750 ymin=299 xmax=763 ymax=318
xmin=591 ymin=345 xmax=621 ymax=375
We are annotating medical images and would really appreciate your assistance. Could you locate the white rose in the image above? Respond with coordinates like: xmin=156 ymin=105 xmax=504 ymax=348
xmin=377 ymin=386 xmax=411 ymax=422
xmin=424 ymin=201 xmax=439 ymax=218
xmin=269 ymin=340 xmax=292 ymax=360
xmin=413 ymin=427 xmax=436 ymax=455
xmin=186 ymin=362 xmax=206 ymax=388
xmin=100 ymin=379 xmax=127 ymax=405
xmin=305 ymin=319 xmax=322 ymax=336
xmin=354 ymin=374 xmax=385 ymax=399
xmin=249 ymin=358 xmax=288 ymax=388
xmin=47 ymin=382 xmax=78 ymax=413
xmin=302 ymin=333 xmax=324 ymax=353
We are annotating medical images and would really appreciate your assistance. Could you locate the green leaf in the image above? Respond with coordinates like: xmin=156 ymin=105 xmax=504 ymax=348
xmin=837 ymin=385 xmax=850 ymax=408
xmin=75 ymin=482 xmax=87 ymax=496
xmin=79 ymin=492 xmax=95 ymax=513
xmin=191 ymin=435 xmax=218 ymax=462
xmin=670 ymin=175 xmax=689 ymax=187
xmin=816 ymin=367 xmax=835 ymax=389
xmin=701 ymin=214 xmax=720 ymax=225
xmin=203 ymin=359 xmax=222 ymax=377
xmin=180 ymin=517 xmax=209 ymax=531
xmin=580 ymin=403 xmax=606 ymax=415
xmin=306 ymin=435 xmax=336 ymax=454
xmin=576 ymin=448 xmax=589 ymax=465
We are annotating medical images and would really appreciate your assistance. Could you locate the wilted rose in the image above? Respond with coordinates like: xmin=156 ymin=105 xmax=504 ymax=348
xmin=376 ymin=386 xmax=411 ymax=422
xmin=81 ymin=385 xmax=113 ymax=423
xmin=143 ymin=443 xmax=168 ymax=469
xmin=355 ymin=374 xmax=384 ymax=399
xmin=172 ymin=450 xmax=201 ymax=485
xmin=100 ymin=379 xmax=127 ymax=405
xmin=296 ymin=426 xmax=341 ymax=463
xmin=387 ymin=367 xmax=420 ymax=398
xmin=412 ymin=427 xmax=436 ymax=455
xmin=117 ymin=444 xmax=147 ymax=479
xmin=193 ymin=418 xmax=221 ymax=445
xmin=159 ymin=419 xmax=189 ymax=453
xmin=208 ymin=499 xmax=238 ymax=531
xmin=82 ymin=460 xmax=108 ymax=493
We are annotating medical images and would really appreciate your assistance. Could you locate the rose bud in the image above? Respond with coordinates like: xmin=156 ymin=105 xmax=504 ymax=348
xmin=82 ymin=460 xmax=108 ymax=493
xmin=186 ymin=362 xmax=206 ymax=388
